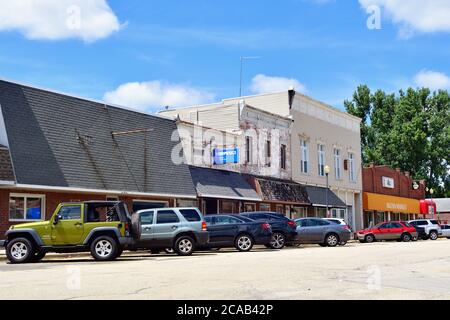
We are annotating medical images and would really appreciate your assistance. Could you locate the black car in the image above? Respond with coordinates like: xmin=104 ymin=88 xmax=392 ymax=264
xmin=240 ymin=212 xmax=299 ymax=249
xmin=202 ymin=215 xmax=272 ymax=251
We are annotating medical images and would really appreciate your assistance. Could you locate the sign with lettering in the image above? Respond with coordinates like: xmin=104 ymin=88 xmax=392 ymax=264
xmin=213 ymin=148 xmax=239 ymax=165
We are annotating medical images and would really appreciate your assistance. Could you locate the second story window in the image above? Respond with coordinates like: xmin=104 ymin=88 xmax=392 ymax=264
xmin=266 ymin=140 xmax=271 ymax=167
xmin=317 ymin=144 xmax=325 ymax=176
xmin=334 ymin=148 xmax=342 ymax=180
xmin=245 ymin=136 xmax=252 ymax=164
xmin=348 ymin=152 xmax=355 ymax=182
xmin=280 ymin=144 xmax=287 ymax=170
xmin=300 ymin=139 xmax=309 ymax=173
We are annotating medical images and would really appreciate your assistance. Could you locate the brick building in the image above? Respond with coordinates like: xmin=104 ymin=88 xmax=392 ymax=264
xmin=362 ymin=164 xmax=426 ymax=228
xmin=0 ymin=79 xmax=198 ymax=237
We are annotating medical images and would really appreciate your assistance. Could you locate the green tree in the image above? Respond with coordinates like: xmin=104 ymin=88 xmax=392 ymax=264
xmin=345 ymin=85 xmax=450 ymax=197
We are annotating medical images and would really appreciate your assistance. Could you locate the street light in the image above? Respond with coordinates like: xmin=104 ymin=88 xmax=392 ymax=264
xmin=324 ymin=165 xmax=331 ymax=217
xmin=426 ymin=187 xmax=435 ymax=218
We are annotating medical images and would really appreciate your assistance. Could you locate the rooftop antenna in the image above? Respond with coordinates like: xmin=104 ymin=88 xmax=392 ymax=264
xmin=239 ymin=56 xmax=260 ymax=97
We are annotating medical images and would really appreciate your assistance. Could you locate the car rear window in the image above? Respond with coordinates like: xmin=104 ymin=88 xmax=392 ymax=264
xmin=156 ymin=210 xmax=180 ymax=224
xmin=179 ymin=209 xmax=201 ymax=222
xmin=430 ymin=220 xmax=439 ymax=225
xmin=328 ymin=219 xmax=340 ymax=224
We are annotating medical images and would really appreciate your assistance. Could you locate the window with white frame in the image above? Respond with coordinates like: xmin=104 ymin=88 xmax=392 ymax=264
xmin=317 ymin=144 xmax=325 ymax=176
xmin=300 ymin=139 xmax=309 ymax=173
xmin=9 ymin=193 xmax=45 ymax=221
xmin=334 ymin=148 xmax=342 ymax=180
xmin=266 ymin=140 xmax=271 ymax=167
xmin=348 ymin=152 xmax=355 ymax=182
xmin=245 ymin=136 xmax=253 ymax=164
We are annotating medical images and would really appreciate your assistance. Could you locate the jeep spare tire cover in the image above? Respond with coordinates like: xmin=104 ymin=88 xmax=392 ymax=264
xmin=131 ymin=213 xmax=141 ymax=240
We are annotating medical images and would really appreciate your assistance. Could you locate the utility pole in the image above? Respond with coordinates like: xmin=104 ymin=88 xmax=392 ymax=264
xmin=239 ymin=56 xmax=260 ymax=97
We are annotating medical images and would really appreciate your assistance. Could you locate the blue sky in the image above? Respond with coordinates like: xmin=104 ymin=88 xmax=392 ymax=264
xmin=0 ymin=0 xmax=449 ymax=112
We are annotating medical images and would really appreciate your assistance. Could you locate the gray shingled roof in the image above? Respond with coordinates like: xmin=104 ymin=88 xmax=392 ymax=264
xmin=0 ymin=145 xmax=15 ymax=182
xmin=189 ymin=166 xmax=261 ymax=201
xmin=304 ymin=185 xmax=346 ymax=208
xmin=0 ymin=80 xmax=196 ymax=197
xmin=253 ymin=176 xmax=310 ymax=204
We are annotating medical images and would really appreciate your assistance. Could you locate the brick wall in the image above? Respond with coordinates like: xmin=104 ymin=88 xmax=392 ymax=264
xmin=362 ymin=165 xmax=425 ymax=199
xmin=0 ymin=188 xmax=179 ymax=238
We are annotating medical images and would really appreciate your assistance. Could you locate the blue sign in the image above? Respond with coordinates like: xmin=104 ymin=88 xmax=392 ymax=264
xmin=213 ymin=148 xmax=239 ymax=165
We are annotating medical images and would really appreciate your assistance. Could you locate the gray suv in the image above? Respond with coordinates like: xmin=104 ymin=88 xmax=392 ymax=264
xmin=129 ymin=207 xmax=209 ymax=255
xmin=295 ymin=218 xmax=352 ymax=247
xmin=408 ymin=219 xmax=442 ymax=240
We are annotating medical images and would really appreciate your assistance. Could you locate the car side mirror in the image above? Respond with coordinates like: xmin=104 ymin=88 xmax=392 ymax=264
xmin=53 ymin=214 xmax=62 ymax=225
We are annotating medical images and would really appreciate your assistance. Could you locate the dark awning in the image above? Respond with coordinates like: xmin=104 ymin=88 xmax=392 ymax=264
xmin=248 ymin=175 xmax=310 ymax=204
xmin=189 ymin=166 xmax=262 ymax=202
xmin=304 ymin=185 xmax=346 ymax=208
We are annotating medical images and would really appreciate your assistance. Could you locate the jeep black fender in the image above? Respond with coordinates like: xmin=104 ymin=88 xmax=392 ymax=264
xmin=83 ymin=227 xmax=122 ymax=245
xmin=5 ymin=229 xmax=44 ymax=246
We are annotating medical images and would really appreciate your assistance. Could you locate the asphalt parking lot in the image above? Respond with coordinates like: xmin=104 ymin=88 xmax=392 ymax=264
xmin=1 ymin=239 xmax=450 ymax=300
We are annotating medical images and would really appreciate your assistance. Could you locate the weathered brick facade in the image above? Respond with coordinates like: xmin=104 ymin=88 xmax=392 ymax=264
xmin=362 ymin=165 xmax=425 ymax=199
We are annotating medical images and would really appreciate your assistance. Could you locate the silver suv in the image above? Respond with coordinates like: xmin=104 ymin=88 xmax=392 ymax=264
xmin=408 ymin=219 xmax=442 ymax=240
xmin=129 ymin=207 xmax=209 ymax=255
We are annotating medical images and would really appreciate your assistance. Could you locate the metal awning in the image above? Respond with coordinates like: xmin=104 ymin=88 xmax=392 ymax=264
xmin=304 ymin=185 xmax=346 ymax=208
xmin=189 ymin=166 xmax=262 ymax=202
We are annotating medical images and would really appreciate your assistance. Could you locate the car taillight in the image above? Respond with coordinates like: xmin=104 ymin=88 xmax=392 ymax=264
xmin=261 ymin=223 xmax=271 ymax=230
xmin=124 ymin=222 xmax=130 ymax=235
xmin=343 ymin=225 xmax=350 ymax=231
xmin=202 ymin=221 xmax=207 ymax=231
xmin=287 ymin=220 xmax=296 ymax=227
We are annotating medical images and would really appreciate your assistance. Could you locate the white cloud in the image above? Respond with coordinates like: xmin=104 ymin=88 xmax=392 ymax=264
xmin=250 ymin=74 xmax=306 ymax=94
xmin=103 ymin=81 xmax=215 ymax=112
xmin=414 ymin=70 xmax=450 ymax=91
xmin=359 ymin=0 xmax=450 ymax=36
xmin=0 ymin=0 xmax=121 ymax=42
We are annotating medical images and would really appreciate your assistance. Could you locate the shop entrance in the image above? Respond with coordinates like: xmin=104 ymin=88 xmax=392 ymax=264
xmin=203 ymin=198 xmax=218 ymax=215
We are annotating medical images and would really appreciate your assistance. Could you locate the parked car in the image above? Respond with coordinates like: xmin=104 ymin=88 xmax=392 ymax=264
xmin=324 ymin=218 xmax=353 ymax=232
xmin=201 ymin=215 xmax=272 ymax=251
xmin=295 ymin=218 xmax=352 ymax=247
xmin=1 ymin=201 xmax=132 ymax=264
xmin=357 ymin=221 xmax=418 ymax=243
xmin=240 ymin=212 xmax=299 ymax=249
xmin=408 ymin=219 xmax=442 ymax=240
xmin=129 ymin=207 xmax=209 ymax=256
xmin=440 ymin=224 xmax=450 ymax=239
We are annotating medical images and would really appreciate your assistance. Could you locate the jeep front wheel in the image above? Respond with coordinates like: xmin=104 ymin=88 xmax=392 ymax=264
xmin=6 ymin=238 xmax=35 ymax=264
xmin=90 ymin=236 xmax=118 ymax=261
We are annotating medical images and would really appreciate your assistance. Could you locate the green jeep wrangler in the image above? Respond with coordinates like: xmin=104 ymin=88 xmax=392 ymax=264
xmin=1 ymin=201 xmax=132 ymax=264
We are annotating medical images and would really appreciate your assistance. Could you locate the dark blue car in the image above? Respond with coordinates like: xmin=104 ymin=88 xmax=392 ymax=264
xmin=240 ymin=212 xmax=299 ymax=249
xmin=202 ymin=215 xmax=273 ymax=252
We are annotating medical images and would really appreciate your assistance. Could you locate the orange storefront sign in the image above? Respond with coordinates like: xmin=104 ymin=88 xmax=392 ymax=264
xmin=363 ymin=192 xmax=421 ymax=214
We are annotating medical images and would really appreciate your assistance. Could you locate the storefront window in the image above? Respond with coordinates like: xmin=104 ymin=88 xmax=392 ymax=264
xmin=292 ymin=206 xmax=307 ymax=219
xmin=391 ymin=212 xmax=400 ymax=221
xmin=244 ymin=203 xmax=256 ymax=212
xmin=177 ymin=199 xmax=198 ymax=208
xmin=315 ymin=207 xmax=327 ymax=218
xmin=374 ymin=211 xmax=386 ymax=225
xmin=221 ymin=201 xmax=236 ymax=213
xmin=9 ymin=194 xmax=45 ymax=221
xmin=259 ymin=203 xmax=271 ymax=211
xmin=276 ymin=205 xmax=285 ymax=215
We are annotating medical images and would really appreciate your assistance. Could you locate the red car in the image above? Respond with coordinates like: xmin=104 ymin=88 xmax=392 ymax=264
xmin=357 ymin=221 xmax=418 ymax=243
